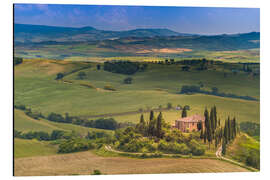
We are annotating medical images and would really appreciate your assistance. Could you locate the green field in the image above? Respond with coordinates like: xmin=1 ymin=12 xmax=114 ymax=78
xmin=14 ymin=138 xmax=58 ymax=158
xmin=226 ymin=133 xmax=260 ymax=169
xmin=14 ymin=59 xmax=259 ymax=126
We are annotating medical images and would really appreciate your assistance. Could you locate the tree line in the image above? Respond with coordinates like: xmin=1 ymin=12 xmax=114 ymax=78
xmin=199 ymin=106 xmax=238 ymax=155
xmin=103 ymin=61 xmax=147 ymax=75
xmin=14 ymin=129 xmax=114 ymax=154
xmin=15 ymin=104 xmax=135 ymax=130
xmin=179 ymin=85 xmax=257 ymax=101
xmin=14 ymin=129 xmax=73 ymax=141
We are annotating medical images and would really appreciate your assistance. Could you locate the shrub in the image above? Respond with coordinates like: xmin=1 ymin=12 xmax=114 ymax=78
xmin=188 ymin=139 xmax=205 ymax=156
xmin=167 ymin=102 xmax=173 ymax=109
xmin=14 ymin=104 xmax=26 ymax=110
xmin=14 ymin=57 xmax=23 ymax=65
xmin=180 ymin=85 xmax=201 ymax=94
xmin=47 ymin=112 xmax=65 ymax=123
xmin=51 ymin=130 xmax=65 ymax=140
xmin=246 ymin=151 xmax=260 ymax=169
xmin=240 ymin=122 xmax=260 ymax=137
xmin=94 ymin=118 xmax=118 ymax=130
xmin=55 ymin=73 xmax=64 ymax=80
xmin=123 ymin=77 xmax=133 ymax=84
xmin=92 ymin=169 xmax=102 ymax=175
xmin=158 ymin=140 xmax=190 ymax=154
xmin=58 ymin=138 xmax=95 ymax=153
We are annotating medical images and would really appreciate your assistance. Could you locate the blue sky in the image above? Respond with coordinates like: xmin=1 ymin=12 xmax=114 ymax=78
xmin=14 ymin=4 xmax=260 ymax=35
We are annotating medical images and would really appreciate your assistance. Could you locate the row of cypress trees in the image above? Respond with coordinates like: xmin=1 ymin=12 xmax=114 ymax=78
xmin=136 ymin=110 xmax=167 ymax=139
xmin=200 ymin=106 xmax=238 ymax=153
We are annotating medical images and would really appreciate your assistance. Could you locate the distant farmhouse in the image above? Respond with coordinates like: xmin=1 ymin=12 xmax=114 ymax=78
xmin=173 ymin=114 xmax=205 ymax=132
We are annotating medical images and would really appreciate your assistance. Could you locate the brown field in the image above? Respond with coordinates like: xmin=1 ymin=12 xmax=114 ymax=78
xmin=137 ymin=48 xmax=192 ymax=54
xmin=15 ymin=151 xmax=249 ymax=176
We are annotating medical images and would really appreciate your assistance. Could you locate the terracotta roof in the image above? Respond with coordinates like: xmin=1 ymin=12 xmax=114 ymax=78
xmin=176 ymin=114 xmax=205 ymax=123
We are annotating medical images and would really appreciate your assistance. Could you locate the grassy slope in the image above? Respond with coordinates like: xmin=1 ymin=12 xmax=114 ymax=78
xmin=14 ymin=108 xmax=113 ymax=136
xmin=14 ymin=151 xmax=249 ymax=176
xmin=226 ymin=133 xmax=260 ymax=165
xmin=14 ymin=138 xmax=58 ymax=158
xmin=14 ymin=59 xmax=259 ymax=126
xmin=14 ymin=108 xmax=113 ymax=159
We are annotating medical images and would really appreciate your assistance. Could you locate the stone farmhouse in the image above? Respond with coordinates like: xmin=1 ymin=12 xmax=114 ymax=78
xmin=173 ymin=114 xmax=205 ymax=132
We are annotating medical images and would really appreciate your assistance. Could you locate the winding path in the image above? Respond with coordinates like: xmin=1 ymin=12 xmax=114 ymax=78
xmin=215 ymin=145 xmax=258 ymax=171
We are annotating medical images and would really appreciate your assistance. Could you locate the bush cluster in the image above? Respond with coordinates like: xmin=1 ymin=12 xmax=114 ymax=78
xmin=103 ymin=61 xmax=147 ymax=75
xmin=14 ymin=129 xmax=69 ymax=141
xmin=58 ymin=138 xmax=96 ymax=153
xmin=240 ymin=122 xmax=260 ymax=138
xmin=47 ymin=112 xmax=118 ymax=130
xmin=14 ymin=57 xmax=23 ymax=65
xmin=114 ymin=127 xmax=205 ymax=156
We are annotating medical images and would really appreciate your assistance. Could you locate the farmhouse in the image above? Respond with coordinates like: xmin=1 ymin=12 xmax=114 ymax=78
xmin=173 ymin=114 xmax=205 ymax=132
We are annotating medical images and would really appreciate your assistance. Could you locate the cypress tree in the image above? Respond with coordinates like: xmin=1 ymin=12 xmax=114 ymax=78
xmin=200 ymin=125 xmax=204 ymax=139
xmin=203 ymin=130 xmax=207 ymax=144
xmin=210 ymin=107 xmax=215 ymax=134
xmin=150 ymin=110 xmax=154 ymax=121
xmin=140 ymin=114 xmax=145 ymax=124
xmin=148 ymin=111 xmax=155 ymax=137
xmin=139 ymin=114 xmax=146 ymax=135
xmin=213 ymin=106 xmax=217 ymax=130
xmin=227 ymin=117 xmax=231 ymax=141
xmin=223 ymin=119 xmax=228 ymax=144
xmin=204 ymin=108 xmax=209 ymax=130
xmin=156 ymin=112 xmax=163 ymax=138
xmin=204 ymin=108 xmax=212 ymax=148
xmin=181 ymin=107 xmax=187 ymax=118
xmin=215 ymin=135 xmax=218 ymax=148
xmin=232 ymin=117 xmax=237 ymax=139
xmin=222 ymin=140 xmax=226 ymax=155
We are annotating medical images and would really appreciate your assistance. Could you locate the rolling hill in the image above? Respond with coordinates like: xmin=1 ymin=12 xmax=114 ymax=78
xmin=14 ymin=23 xmax=184 ymax=43
xmin=14 ymin=24 xmax=260 ymax=60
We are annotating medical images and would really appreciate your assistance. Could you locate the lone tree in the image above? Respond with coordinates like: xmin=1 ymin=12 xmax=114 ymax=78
xmin=123 ymin=77 xmax=133 ymax=84
xmin=181 ymin=107 xmax=187 ymax=118
xmin=78 ymin=72 xmax=86 ymax=80
xmin=167 ymin=102 xmax=172 ymax=109
xmin=55 ymin=73 xmax=64 ymax=80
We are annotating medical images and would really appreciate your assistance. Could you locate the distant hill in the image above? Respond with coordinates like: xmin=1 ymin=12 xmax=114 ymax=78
xmin=14 ymin=24 xmax=260 ymax=51
xmin=14 ymin=24 xmax=186 ymax=43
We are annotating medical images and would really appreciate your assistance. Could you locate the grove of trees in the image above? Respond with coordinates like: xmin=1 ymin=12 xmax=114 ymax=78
xmin=14 ymin=57 xmax=23 ymax=65
xmin=103 ymin=61 xmax=147 ymax=75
